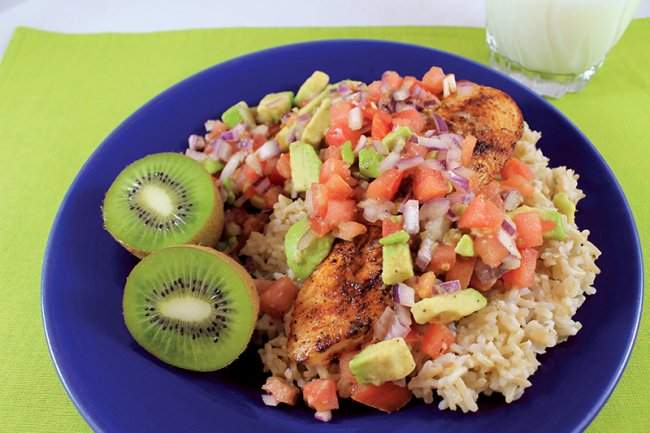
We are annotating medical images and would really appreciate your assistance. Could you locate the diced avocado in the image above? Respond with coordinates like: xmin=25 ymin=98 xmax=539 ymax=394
xmin=509 ymin=205 xmax=567 ymax=241
xmin=349 ymin=337 xmax=416 ymax=386
xmin=298 ymin=84 xmax=336 ymax=115
xmin=340 ymin=141 xmax=355 ymax=164
xmin=382 ymin=243 xmax=414 ymax=285
xmin=289 ymin=141 xmax=322 ymax=192
xmin=200 ymin=159 xmax=224 ymax=175
xmin=427 ymin=151 xmax=438 ymax=160
xmin=285 ymin=218 xmax=334 ymax=280
xmin=382 ymin=126 xmax=412 ymax=151
xmin=411 ymin=288 xmax=487 ymax=324
xmin=301 ymin=98 xmax=330 ymax=148
xmin=250 ymin=195 xmax=265 ymax=210
xmin=256 ymin=92 xmax=294 ymax=124
xmin=553 ymin=192 xmax=576 ymax=225
xmin=359 ymin=148 xmax=384 ymax=179
xmin=295 ymin=71 xmax=330 ymax=107
xmin=379 ymin=230 xmax=410 ymax=245
xmin=276 ymin=124 xmax=293 ymax=152
xmin=221 ymin=178 xmax=235 ymax=204
xmin=454 ymin=234 xmax=475 ymax=257
xmin=221 ymin=101 xmax=256 ymax=128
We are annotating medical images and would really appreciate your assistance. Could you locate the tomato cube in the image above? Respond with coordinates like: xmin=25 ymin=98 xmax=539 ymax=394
xmin=351 ymin=382 xmax=412 ymax=413
xmin=427 ymin=243 xmax=457 ymax=274
xmin=501 ymin=157 xmax=534 ymax=181
xmin=392 ymin=109 xmax=425 ymax=135
xmin=422 ymin=66 xmax=445 ymax=95
xmin=421 ymin=323 xmax=455 ymax=360
xmin=513 ymin=211 xmax=544 ymax=248
xmin=445 ymin=256 xmax=477 ymax=289
xmin=503 ymin=248 xmax=538 ymax=289
xmin=259 ymin=276 xmax=299 ymax=319
xmin=323 ymin=199 xmax=356 ymax=227
xmin=367 ymin=169 xmax=403 ymax=200
xmin=371 ymin=111 xmax=392 ymax=141
xmin=473 ymin=235 xmax=509 ymax=268
xmin=458 ymin=194 xmax=505 ymax=232
xmin=303 ymin=378 xmax=339 ymax=412
xmin=412 ymin=167 xmax=450 ymax=202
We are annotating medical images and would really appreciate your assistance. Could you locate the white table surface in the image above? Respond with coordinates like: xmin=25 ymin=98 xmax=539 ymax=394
xmin=1 ymin=0 xmax=650 ymax=59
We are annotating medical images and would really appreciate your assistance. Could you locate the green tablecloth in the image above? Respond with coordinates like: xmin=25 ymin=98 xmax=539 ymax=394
xmin=0 ymin=22 xmax=648 ymax=433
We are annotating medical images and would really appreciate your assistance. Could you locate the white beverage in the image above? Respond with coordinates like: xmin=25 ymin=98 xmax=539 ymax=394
xmin=486 ymin=0 xmax=640 ymax=96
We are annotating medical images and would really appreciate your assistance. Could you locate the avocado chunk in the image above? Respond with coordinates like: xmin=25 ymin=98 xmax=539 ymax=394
xmin=221 ymin=101 xmax=256 ymax=128
xmin=256 ymin=91 xmax=294 ymax=124
xmin=509 ymin=206 xmax=567 ymax=241
xmin=289 ymin=141 xmax=322 ymax=192
xmin=285 ymin=218 xmax=334 ymax=280
xmin=349 ymin=337 xmax=416 ymax=386
xmin=340 ymin=141 xmax=355 ymax=164
xmin=454 ymin=234 xmax=475 ymax=257
xmin=382 ymin=243 xmax=414 ymax=285
xmin=295 ymin=71 xmax=330 ymax=107
xmin=411 ymin=288 xmax=487 ymax=324
xmin=298 ymin=84 xmax=336 ymax=115
xmin=200 ymin=159 xmax=224 ymax=175
xmin=359 ymin=148 xmax=384 ymax=179
xmin=553 ymin=192 xmax=576 ymax=225
xmin=379 ymin=230 xmax=410 ymax=245
xmin=382 ymin=126 xmax=412 ymax=151
xmin=221 ymin=178 xmax=236 ymax=204
xmin=301 ymin=98 xmax=330 ymax=148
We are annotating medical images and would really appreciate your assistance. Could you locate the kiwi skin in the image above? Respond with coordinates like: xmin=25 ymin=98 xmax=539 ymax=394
xmin=123 ymin=245 xmax=259 ymax=371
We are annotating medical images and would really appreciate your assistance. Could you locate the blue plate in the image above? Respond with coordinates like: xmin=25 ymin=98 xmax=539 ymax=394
xmin=42 ymin=40 xmax=643 ymax=433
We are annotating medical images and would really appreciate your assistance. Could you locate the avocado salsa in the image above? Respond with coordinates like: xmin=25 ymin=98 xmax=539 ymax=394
xmin=184 ymin=67 xmax=574 ymax=420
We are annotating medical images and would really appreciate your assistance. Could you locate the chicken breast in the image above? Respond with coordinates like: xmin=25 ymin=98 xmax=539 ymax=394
xmin=431 ymin=81 xmax=524 ymax=185
xmin=287 ymin=226 xmax=391 ymax=366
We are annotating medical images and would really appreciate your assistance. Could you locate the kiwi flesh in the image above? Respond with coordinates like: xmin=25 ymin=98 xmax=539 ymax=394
xmin=123 ymin=245 xmax=259 ymax=371
xmin=103 ymin=152 xmax=224 ymax=258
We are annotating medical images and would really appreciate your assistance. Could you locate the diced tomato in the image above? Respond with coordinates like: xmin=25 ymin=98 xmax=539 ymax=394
xmin=403 ymin=141 xmax=429 ymax=159
xmin=337 ymin=351 xmax=359 ymax=398
xmin=422 ymin=66 xmax=445 ymax=95
xmin=478 ymin=181 xmax=504 ymax=209
xmin=311 ymin=183 xmax=329 ymax=218
xmin=351 ymin=382 xmax=412 ymax=413
xmin=404 ymin=327 xmax=420 ymax=349
xmin=276 ymin=153 xmax=291 ymax=179
xmin=330 ymin=100 xmax=353 ymax=129
xmin=473 ymin=235 xmax=509 ymax=268
xmin=414 ymin=271 xmax=436 ymax=298
xmin=207 ymin=120 xmax=228 ymax=139
xmin=324 ymin=199 xmax=356 ymax=227
xmin=460 ymin=135 xmax=477 ymax=167
xmin=328 ymin=100 xmax=363 ymax=147
xmin=422 ymin=323 xmax=455 ymax=359
xmin=336 ymin=221 xmax=368 ymax=241
xmin=501 ymin=174 xmax=534 ymax=197
xmin=242 ymin=163 xmax=262 ymax=185
xmin=258 ymin=276 xmax=299 ymax=319
xmin=263 ymin=186 xmax=282 ymax=209
xmin=470 ymin=272 xmax=497 ymax=292
xmin=367 ymin=80 xmax=384 ymax=102
xmin=445 ymin=256 xmax=477 ymax=289
xmin=309 ymin=216 xmax=333 ymax=238
xmin=382 ymin=216 xmax=404 ymax=237
xmin=262 ymin=377 xmax=299 ymax=406
xmin=501 ymin=157 xmax=534 ymax=181
xmin=324 ymin=127 xmax=349 ymax=148
xmin=325 ymin=174 xmax=354 ymax=200
xmin=320 ymin=158 xmax=355 ymax=186
xmin=392 ymin=109 xmax=426 ymax=135
xmin=303 ymin=378 xmax=339 ymax=412
xmin=541 ymin=218 xmax=557 ymax=232
xmin=412 ymin=167 xmax=450 ymax=202
xmin=242 ymin=184 xmax=257 ymax=199
xmin=382 ymin=71 xmax=403 ymax=91
xmin=322 ymin=145 xmax=342 ymax=161
xmin=371 ymin=111 xmax=392 ymax=141
xmin=513 ymin=211 xmax=544 ymax=248
xmin=367 ymin=169 xmax=403 ymax=200
xmin=427 ymin=243 xmax=457 ymax=274
xmin=458 ymin=194 xmax=505 ymax=232
xmin=503 ymin=248 xmax=538 ymax=289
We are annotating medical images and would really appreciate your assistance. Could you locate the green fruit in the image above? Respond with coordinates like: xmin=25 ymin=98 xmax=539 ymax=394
xmin=123 ymin=245 xmax=259 ymax=372
xmin=102 ymin=153 xmax=224 ymax=258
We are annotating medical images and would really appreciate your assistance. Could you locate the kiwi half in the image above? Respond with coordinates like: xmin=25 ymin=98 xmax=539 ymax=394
xmin=123 ymin=245 xmax=259 ymax=371
xmin=103 ymin=152 xmax=224 ymax=258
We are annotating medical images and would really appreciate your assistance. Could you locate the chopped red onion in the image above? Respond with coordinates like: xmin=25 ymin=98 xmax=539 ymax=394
xmin=437 ymin=280 xmax=461 ymax=294
xmin=418 ymin=135 xmax=451 ymax=150
xmin=354 ymin=135 xmax=368 ymax=154
xmin=432 ymin=114 xmax=448 ymax=133
xmin=409 ymin=134 xmax=419 ymax=143
xmin=256 ymin=140 xmax=280 ymax=161
xmin=204 ymin=120 xmax=215 ymax=132
xmin=415 ymin=237 xmax=434 ymax=271
xmin=402 ymin=199 xmax=420 ymax=234
xmin=423 ymin=217 xmax=449 ymax=242
xmin=393 ymin=87 xmax=410 ymax=101
xmin=348 ymin=106 xmax=363 ymax=131
xmin=411 ymin=85 xmax=427 ymax=98
xmin=420 ymin=198 xmax=450 ymax=221
xmin=219 ymin=151 xmax=245 ymax=182
xmin=393 ymin=284 xmax=415 ymax=307
xmin=305 ymin=186 xmax=314 ymax=215
xmin=396 ymin=156 xmax=424 ymax=171
xmin=378 ymin=152 xmax=401 ymax=173
xmin=246 ymin=153 xmax=263 ymax=176
xmin=502 ymin=216 xmax=517 ymax=236
xmin=501 ymin=255 xmax=521 ymax=270
xmin=233 ymin=194 xmax=247 ymax=208
xmin=445 ymin=170 xmax=469 ymax=191
xmin=446 ymin=209 xmax=458 ymax=221
xmin=297 ymin=228 xmax=317 ymax=252
xmin=447 ymin=190 xmax=474 ymax=206
xmin=475 ymin=260 xmax=506 ymax=284
xmin=457 ymin=82 xmax=478 ymax=99
xmin=185 ymin=149 xmax=207 ymax=161
xmin=420 ymin=159 xmax=446 ymax=171
xmin=395 ymin=304 xmax=412 ymax=328
xmin=238 ymin=138 xmax=253 ymax=150
xmin=374 ymin=307 xmax=409 ymax=341
xmin=296 ymin=113 xmax=311 ymax=124
xmin=446 ymin=146 xmax=462 ymax=170
xmin=392 ymin=378 xmax=407 ymax=387
xmin=211 ymin=139 xmax=232 ymax=161
xmin=358 ymin=199 xmax=393 ymax=223
xmin=253 ymin=176 xmax=271 ymax=195
xmin=424 ymin=129 xmax=437 ymax=138
xmin=188 ymin=134 xmax=205 ymax=151
xmin=221 ymin=130 xmax=238 ymax=142
xmin=285 ymin=128 xmax=297 ymax=144
xmin=338 ymin=82 xmax=352 ymax=96
xmin=502 ymin=189 xmax=524 ymax=211
xmin=497 ymin=228 xmax=521 ymax=258
xmin=252 ymin=124 xmax=269 ymax=136
xmin=218 ymin=186 xmax=227 ymax=203
xmin=314 ymin=411 xmax=332 ymax=423
xmin=372 ymin=140 xmax=389 ymax=155
xmin=261 ymin=394 xmax=279 ymax=407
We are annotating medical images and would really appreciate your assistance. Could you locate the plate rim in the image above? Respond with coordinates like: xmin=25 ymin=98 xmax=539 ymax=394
xmin=41 ymin=38 xmax=644 ymax=433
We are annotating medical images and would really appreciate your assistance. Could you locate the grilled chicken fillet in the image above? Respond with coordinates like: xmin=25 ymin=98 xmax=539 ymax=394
xmin=287 ymin=227 xmax=391 ymax=366
xmin=430 ymin=81 xmax=524 ymax=185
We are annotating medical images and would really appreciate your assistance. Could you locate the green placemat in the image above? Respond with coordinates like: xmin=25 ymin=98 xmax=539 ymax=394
xmin=0 ymin=22 xmax=648 ymax=433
